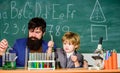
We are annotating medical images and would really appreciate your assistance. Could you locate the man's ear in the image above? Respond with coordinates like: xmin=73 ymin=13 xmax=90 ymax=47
xmin=43 ymin=32 xmax=45 ymax=36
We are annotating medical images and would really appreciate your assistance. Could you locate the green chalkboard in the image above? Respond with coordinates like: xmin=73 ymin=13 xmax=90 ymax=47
xmin=0 ymin=0 xmax=120 ymax=53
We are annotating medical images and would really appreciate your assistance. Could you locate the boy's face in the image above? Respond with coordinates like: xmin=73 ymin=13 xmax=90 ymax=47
xmin=63 ymin=40 xmax=76 ymax=53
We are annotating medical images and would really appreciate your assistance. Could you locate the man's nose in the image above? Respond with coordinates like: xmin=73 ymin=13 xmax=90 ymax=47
xmin=31 ymin=32 xmax=36 ymax=37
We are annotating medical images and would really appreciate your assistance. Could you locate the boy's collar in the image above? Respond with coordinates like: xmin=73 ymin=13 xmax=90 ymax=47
xmin=66 ymin=51 xmax=74 ymax=58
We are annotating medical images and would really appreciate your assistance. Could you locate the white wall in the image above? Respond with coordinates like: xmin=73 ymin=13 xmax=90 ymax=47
xmin=83 ymin=53 xmax=120 ymax=67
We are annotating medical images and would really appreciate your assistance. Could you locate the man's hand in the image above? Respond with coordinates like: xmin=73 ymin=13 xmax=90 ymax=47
xmin=0 ymin=39 xmax=8 ymax=56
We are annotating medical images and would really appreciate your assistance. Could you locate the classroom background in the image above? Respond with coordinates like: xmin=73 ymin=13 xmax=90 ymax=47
xmin=0 ymin=0 xmax=120 ymax=67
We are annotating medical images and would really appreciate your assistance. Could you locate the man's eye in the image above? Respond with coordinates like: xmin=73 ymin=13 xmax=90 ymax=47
xmin=36 ymin=31 xmax=41 ymax=33
xmin=36 ymin=32 xmax=39 ymax=33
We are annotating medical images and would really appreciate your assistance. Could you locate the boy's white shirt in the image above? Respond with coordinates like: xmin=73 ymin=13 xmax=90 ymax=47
xmin=66 ymin=51 xmax=74 ymax=58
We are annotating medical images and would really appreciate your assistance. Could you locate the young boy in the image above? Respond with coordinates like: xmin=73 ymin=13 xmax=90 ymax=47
xmin=55 ymin=32 xmax=84 ymax=68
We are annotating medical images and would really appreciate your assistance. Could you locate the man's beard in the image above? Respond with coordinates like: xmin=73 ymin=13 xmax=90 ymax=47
xmin=27 ymin=37 xmax=42 ymax=51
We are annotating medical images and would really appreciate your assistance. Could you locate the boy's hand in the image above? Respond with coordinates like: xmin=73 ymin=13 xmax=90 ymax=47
xmin=71 ymin=55 xmax=80 ymax=67
xmin=71 ymin=55 xmax=78 ymax=62
xmin=83 ymin=60 xmax=88 ymax=68
xmin=0 ymin=39 xmax=8 ymax=55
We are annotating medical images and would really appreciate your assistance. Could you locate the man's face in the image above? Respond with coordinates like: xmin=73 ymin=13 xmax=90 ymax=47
xmin=27 ymin=27 xmax=44 ymax=51
xmin=28 ymin=27 xmax=44 ymax=40
xmin=63 ymin=40 xmax=76 ymax=53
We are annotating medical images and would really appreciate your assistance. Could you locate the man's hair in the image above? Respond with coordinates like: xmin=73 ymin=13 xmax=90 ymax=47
xmin=62 ymin=32 xmax=80 ymax=50
xmin=28 ymin=17 xmax=46 ymax=33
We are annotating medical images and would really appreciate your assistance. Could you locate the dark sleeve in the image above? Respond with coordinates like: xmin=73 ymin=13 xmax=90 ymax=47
xmin=54 ymin=48 xmax=59 ymax=60
xmin=0 ymin=56 xmax=2 ymax=67
xmin=54 ymin=48 xmax=63 ymax=61
xmin=53 ymin=44 xmax=57 ymax=50
xmin=76 ymin=53 xmax=84 ymax=67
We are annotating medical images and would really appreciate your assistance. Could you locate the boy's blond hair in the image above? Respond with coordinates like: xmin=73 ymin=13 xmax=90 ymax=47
xmin=62 ymin=32 xmax=80 ymax=50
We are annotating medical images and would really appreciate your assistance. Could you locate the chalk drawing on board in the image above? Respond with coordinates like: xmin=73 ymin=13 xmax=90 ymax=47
xmin=91 ymin=24 xmax=108 ymax=42
xmin=90 ymin=0 xmax=106 ymax=23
